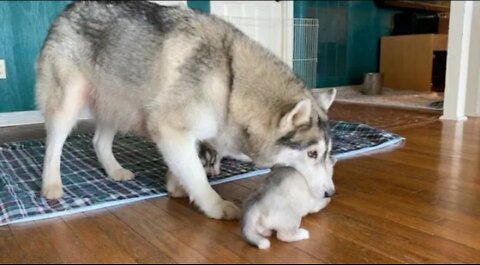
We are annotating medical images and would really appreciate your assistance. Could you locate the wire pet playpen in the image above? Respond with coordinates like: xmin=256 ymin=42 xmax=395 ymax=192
xmin=292 ymin=18 xmax=319 ymax=88
xmin=219 ymin=16 xmax=320 ymax=88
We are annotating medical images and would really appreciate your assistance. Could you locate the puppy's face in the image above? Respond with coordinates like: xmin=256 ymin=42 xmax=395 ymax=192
xmin=198 ymin=142 xmax=220 ymax=177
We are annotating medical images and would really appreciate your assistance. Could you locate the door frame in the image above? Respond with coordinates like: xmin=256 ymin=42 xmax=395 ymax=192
xmin=442 ymin=1 xmax=480 ymax=120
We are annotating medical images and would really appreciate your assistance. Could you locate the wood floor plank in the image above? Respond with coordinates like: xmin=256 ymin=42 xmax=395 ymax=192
xmin=110 ymin=203 xmax=211 ymax=263
xmin=62 ymin=213 xmax=137 ymax=263
xmin=334 ymin=163 xmax=480 ymax=251
xmin=171 ymin=226 xmax=249 ymax=264
xmin=337 ymin=162 xmax=480 ymax=222
xmin=335 ymin=190 xmax=480 ymax=253
xmin=35 ymin=218 xmax=99 ymax=264
xmin=133 ymin=198 xmax=250 ymax=264
xmin=311 ymin=205 xmax=442 ymax=263
xmin=9 ymin=223 xmax=63 ymax=263
xmin=152 ymin=198 xmax=321 ymax=264
xmin=326 ymin=202 xmax=480 ymax=263
xmin=295 ymin=217 xmax=400 ymax=264
xmin=0 ymin=227 xmax=25 ymax=263
xmin=84 ymin=210 xmax=176 ymax=264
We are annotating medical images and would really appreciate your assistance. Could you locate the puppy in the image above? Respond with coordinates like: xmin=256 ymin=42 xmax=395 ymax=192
xmin=198 ymin=142 xmax=220 ymax=178
xmin=241 ymin=166 xmax=331 ymax=249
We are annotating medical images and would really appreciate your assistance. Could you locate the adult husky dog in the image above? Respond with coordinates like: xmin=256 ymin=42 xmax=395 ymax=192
xmin=36 ymin=1 xmax=336 ymax=220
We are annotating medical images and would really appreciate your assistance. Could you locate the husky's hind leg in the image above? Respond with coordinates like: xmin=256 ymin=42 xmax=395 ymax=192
xmin=38 ymin=70 xmax=90 ymax=199
xmin=93 ymin=124 xmax=135 ymax=182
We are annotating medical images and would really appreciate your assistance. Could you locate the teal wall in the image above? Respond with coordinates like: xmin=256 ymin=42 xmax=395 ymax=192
xmin=0 ymin=1 xmax=208 ymax=113
xmin=294 ymin=0 xmax=398 ymax=87
xmin=0 ymin=1 xmax=70 ymax=113
xmin=187 ymin=0 xmax=210 ymax=13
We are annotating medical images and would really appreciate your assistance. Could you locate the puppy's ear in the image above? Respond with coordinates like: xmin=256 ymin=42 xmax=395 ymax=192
xmin=315 ymin=89 xmax=336 ymax=111
xmin=279 ymin=99 xmax=311 ymax=131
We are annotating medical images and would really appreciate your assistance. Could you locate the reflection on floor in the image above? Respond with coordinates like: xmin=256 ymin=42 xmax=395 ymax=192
xmin=330 ymin=102 xmax=440 ymax=130
xmin=335 ymin=86 xmax=444 ymax=112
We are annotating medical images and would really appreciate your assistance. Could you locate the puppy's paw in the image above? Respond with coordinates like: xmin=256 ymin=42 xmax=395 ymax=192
xmin=257 ymin=239 xmax=271 ymax=250
xmin=296 ymin=228 xmax=310 ymax=240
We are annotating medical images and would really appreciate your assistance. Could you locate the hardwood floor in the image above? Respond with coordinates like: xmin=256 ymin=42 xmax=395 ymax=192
xmin=1 ymin=105 xmax=479 ymax=263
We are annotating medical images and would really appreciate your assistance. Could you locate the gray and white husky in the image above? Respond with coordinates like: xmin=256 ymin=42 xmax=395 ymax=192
xmin=36 ymin=1 xmax=336 ymax=220
xmin=241 ymin=166 xmax=332 ymax=249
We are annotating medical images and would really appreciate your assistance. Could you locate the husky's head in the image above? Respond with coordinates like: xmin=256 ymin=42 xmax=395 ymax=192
xmin=253 ymin=89 xmax=337 ymax=199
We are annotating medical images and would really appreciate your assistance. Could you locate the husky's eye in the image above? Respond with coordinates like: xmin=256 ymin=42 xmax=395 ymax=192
xmin=307 ymin=151 xmax=318 ymax=159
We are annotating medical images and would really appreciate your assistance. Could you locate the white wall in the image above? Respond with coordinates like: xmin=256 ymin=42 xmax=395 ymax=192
xmin=210 ymin=1 xmax=294 ymax=66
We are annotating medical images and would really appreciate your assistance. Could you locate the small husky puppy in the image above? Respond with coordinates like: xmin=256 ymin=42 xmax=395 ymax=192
xmin=241 ymin=166 xmax=332 ymax=249
xmin=198 ymin=142 xmax=221 ymax=178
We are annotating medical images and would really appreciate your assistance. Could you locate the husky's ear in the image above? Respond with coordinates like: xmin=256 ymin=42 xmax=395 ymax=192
xmin=316 ymin=89 xmax=337 ymax=110
xmin=279 ymin=99 xmax=311 ymax=131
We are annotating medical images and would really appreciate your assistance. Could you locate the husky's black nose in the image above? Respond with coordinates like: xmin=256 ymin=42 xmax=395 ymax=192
xmin=324 ymin=190 xmax=336 ymax=198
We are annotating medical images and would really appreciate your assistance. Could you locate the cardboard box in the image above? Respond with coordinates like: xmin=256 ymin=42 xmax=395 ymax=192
xmin=380 ymin=34 xmax=448 ymax=91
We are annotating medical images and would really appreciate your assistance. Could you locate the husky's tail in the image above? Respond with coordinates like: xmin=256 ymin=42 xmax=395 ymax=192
xmin=241 ymin=210 xmax=271 ymax=250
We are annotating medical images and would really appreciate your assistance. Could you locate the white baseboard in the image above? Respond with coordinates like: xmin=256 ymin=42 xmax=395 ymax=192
xmin=440 ymin=115 xmax=468 ymax=121
xmin=0 ymin=110 xmax=93 ymax=128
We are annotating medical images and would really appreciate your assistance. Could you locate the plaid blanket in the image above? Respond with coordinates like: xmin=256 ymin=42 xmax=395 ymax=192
xmin=330 ymin=121 xmax=404 ymax=159
xmin=0 ymin=121 xmax=403 ymax=225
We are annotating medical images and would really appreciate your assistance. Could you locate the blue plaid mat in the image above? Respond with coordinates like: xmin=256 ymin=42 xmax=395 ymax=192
xmin=0 ymin=121 xmax=403 ymax=225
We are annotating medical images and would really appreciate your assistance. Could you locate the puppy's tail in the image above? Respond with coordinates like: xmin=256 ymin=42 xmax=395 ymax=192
xmin=241 ymin=210 xmax=271 ymax=250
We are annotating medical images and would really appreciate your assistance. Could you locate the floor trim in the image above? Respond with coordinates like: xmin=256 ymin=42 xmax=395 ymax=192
xmin=0 ymin=110 xmax=93 ymax=128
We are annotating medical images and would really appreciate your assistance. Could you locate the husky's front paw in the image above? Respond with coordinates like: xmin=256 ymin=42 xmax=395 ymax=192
xmin=42 ymin=184 xmax=64 ymax=200
xmin=204 ymin=199 xmax=241 ymax=220
xmin=110 ymin=168 xmax=135 ymax=181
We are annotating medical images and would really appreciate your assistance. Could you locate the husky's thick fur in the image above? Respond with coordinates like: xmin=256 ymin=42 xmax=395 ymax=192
xmin=36 ymin=1 xmax=336 ymax=220
xmin=241 ymin=166 xmax=331 ymax=249
xmin=166 ymin=141 xmax=219 ymax=198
